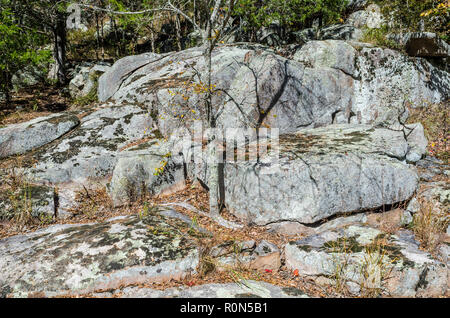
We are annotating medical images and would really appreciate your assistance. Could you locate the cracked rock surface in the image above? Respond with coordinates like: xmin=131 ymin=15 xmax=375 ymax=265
xmin=0 ymin=214 xmax=200 ymax=298
xmin=225 ymin=124 xmax=418 ymax=225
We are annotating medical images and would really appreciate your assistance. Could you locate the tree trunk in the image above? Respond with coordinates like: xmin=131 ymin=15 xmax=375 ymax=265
xmin=203 ymin=32 xmax=221 ymax=217
xmin=53 ymin=13 xmax=67 ymax=85
xmin=1 ymin=69 xmax=12 ymax=104
xmin=175 ymin=14 xmax=182 ymax=51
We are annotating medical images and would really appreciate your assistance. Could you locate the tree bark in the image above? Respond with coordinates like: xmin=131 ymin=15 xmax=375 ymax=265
xmin=53 ymin=13 xmax=67 ymax=85
xmin=203 ymin=24 xmax=221 ymax=217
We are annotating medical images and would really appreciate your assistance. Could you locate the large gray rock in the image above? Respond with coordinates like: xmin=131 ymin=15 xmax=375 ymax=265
xmin=0 ymin=113 xmax=80 ymax=159
xmin=104 ymin=46 xmax=354 ymax=136
xmin=69 ymin=63 xmax=110 ymax=99
xmin=224 ymin=124 xmax=418 ymax=225
xmin=352 ymin=46 xmax=450 ymax=125
xmin=0 ymin=184 xmax=55 ymax=221
xmin=108 ymin=138 xmax=186 ymax=207
xmin=103 ymin=44 xmax=449 ymax=137
xmin=98 ymin=52 xmax=164 ymax=102
xmin=0 ymin=214 xmax=200 ymax=297
xmin=294 ymin=40 xmax=450 ymax=125
xmin=293 ymin=40 xmax=357 ymax=76
xmin=29 ymin=104 xmax=152 ymax=184
xmin=284 ymin=225 xmax=448 ymax=297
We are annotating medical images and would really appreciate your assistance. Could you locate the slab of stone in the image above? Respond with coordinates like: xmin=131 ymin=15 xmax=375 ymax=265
xmin=0 ymin=214 xmax=199 ymax=297
xmin=99 ymin=44 xmax=449 ymax=136
xmin=224 ymin=124 xmax=418 ymax=225
xmin=98 ymin=52 xmax=164 ymax=102
xmin=214 ymin=240 xmax=281 ymax=272
xmin=29 ymin=104 xmax=152 ymax=184
xmin=293 ymin=40 xmax=357 ymax=77
xmin=101 ymin=46 xmax=354 ymax=136
xmin=0 ymin=113 xmax=79 ymax=159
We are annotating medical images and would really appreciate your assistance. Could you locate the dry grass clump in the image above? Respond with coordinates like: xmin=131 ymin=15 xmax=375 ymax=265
xmin=0 ymin=158 xmax=40 ymax=231
xmin=411 ymin=197 xmax=448 ymax=254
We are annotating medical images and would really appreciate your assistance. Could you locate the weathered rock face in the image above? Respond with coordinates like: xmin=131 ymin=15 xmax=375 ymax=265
xmin=0 ymin=185 xmax=55 ymax=221
xmin=100 ymin=43 xmax=449 ymax=138
xmin=293 ymin=40 xmax=357 ymax=76
xmin=284 ymin=225 xmax=448 ymax=297
xmin=69 ymin=63 xmax=110 ymax=99
xmin=353 ymin=46 xmax=449 ymax=125
xmin=115 ymin=280 xmax=309 ymax=298
xmin=29 ymin=104 xmax=152 ymax=184
xmin=293 ymin=40 xmax=450 ymax=126
xmin=0 ymin=113 xmax=80 ymax=159
xmin=107 ymin=138 xmax=186 ymax=207
xmin=224 ymin=124 xmax=418 ymax=225
xmin=0 ymin=214 xmax=200 ymax=297
xmin=98 ymin=52 xmax=163 ymax=102
xmin=212 ymin=240 xmax=281 ymax=272
xmin=100 ymin=46 xmax=354 ymax=136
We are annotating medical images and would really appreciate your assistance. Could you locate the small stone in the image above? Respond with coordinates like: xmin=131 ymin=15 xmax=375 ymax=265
xmin=406 ymin=198 xmax=420 ymax=214
xmin=267 ymin=222 xmax=315 ymax=237
xmin=400 ymin=211 xmax=413 ymax=227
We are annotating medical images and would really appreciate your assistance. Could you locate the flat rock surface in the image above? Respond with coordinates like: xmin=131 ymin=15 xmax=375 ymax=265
xmin=0 ymin=113 xmax=80 ymax=159
xmin=0 ymin=184 xmax=55 ymax=220
xmin=225 ymin=124 xmax=418 ymax=225
xmin=114 ymin=280 xmax=309 ymax=298
xmin=29 ymin=104 xmax=152 ymax=184
xmin=0 ymin=214 xmax=200 ymax=297
xmin=108 ymin=138 xmax=186 ymax=207
xmin=284 ymin=225 xmax=448 ymax=297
